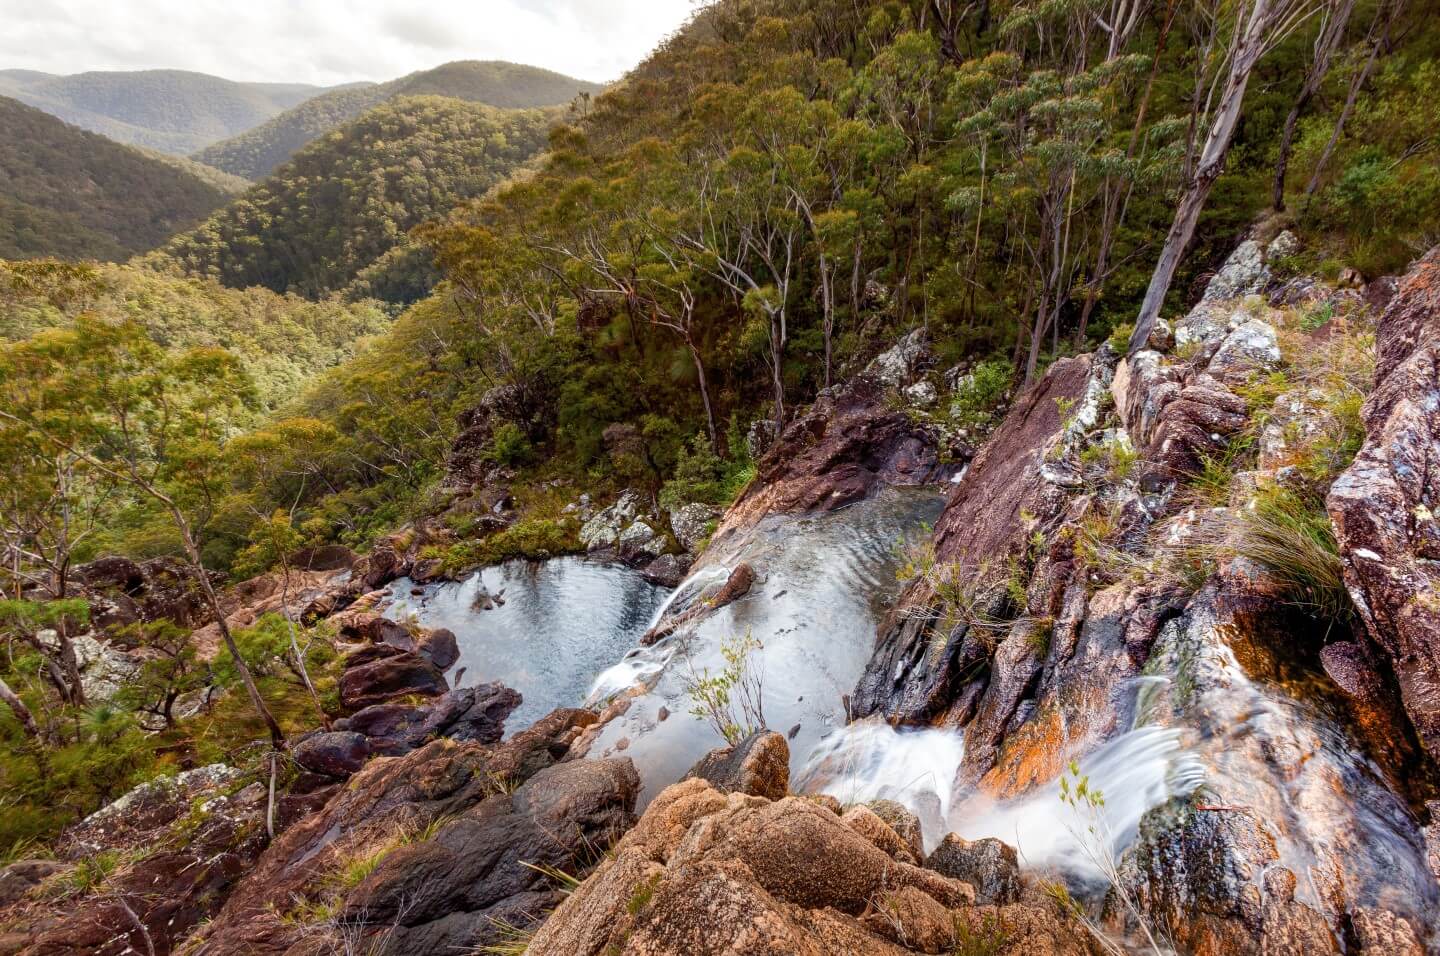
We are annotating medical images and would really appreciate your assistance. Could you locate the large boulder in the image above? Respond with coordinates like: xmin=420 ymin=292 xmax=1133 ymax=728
xmin=184 ymin=708 xmax=616 ymax=956
xmin=339 ymin=682 xmax=524 ymax=755
xmin=339 ymin=647 xmax=449 ymax=710
xmin=925 ymin=835 xmax=1021 ymax=905
xmin=684 ymin=731 xmax=790 ymax=801
xmin=293 ymin=731 xmax=371 ymax=778
xmin=1328 ymin=245 xmax=1440 ymax=757
xmin=526 ymin=777 xmax=1093 ymax=956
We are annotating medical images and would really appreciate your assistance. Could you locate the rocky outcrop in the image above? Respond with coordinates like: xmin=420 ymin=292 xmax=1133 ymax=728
xmin=185 ymin=708 xmax=619 ymax=956
xmin=719 ymin=375 xmax=961 ymax=536
xmin=1328 ymin=245 xmax=1440 ymax=758
xmin=70 ymin=556 xmax=215 ymax=635
xmin=853 ymin=354 xmax=1095 ymax=723
xmin=338 ymin=644 xmax=449 ymax=710
xmin=525 ymin=773 xmax=1092 ymax=955
xmin=683 ymin=730 xmax=790 ymax=801
xmin=0 ymin=764 xmax=283 ymax=955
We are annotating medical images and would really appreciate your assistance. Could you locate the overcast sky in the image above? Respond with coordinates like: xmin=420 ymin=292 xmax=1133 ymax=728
xmin=0 ymin=0 xmax=699 ymax=86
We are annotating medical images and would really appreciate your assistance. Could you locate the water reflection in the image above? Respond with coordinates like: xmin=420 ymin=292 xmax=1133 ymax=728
xmin=384 ymin=557 xmax=672 ymax=732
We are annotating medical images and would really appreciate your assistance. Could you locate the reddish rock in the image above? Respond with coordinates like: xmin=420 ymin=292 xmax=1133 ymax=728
xmin=684 ymin=731 xmax=790 ymax=801
xmin=718 ymin=377 xmax=959 ymax=536
xmin=339 ymin=648 xmax=448 ymax=710
xmin=292 ymin=731 xmax=371 ymax=778
xmin=1328 ymin=245 xmax=1440 ymax=757
xmin=417 ymin=627 xmax=459 ymax=670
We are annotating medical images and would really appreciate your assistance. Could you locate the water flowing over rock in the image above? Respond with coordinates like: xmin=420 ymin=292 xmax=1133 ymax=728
xmin=1328 ymin=244 xmax=1440 ymax=758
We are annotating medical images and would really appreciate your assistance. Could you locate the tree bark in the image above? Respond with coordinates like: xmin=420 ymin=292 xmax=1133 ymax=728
xmin=1273 ymin=0 xmax=1356 ymax=210
xmin=0 ymin=676 xmax=39 ymax=739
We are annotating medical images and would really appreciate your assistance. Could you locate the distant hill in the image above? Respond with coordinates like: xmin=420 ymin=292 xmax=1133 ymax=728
xmin=0 ymin=95 xmax=233 ymax=261
xmin=0 ymin=68 xmax=338 ymax=155
xmin=152 ymin=95 xmax=558 ymax=302
xmin=194 ymin=61 xmax=600 ymax=180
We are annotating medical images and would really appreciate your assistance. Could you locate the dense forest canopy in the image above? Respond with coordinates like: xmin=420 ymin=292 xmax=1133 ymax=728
xmin=150 ymin=96 xmax=559 ymax=302
xmin=193 ymin=60 xmax=604 ymax=180
xmin=0 ymin=96 xmax=233 ymax=260
xmin=0 ymin=68 xmax=332 ymax=155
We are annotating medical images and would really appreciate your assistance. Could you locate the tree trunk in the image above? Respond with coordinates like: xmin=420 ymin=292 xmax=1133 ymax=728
xmin=0 ymin=676 xmax=39 ymax=739
xmin=173 ymin=511 xmax=285 ymax=749
xmin=1130 ymin=1 xmax=1279 ymax=354
xmin=769 ymin=316 xmax=787 ymax=434
xmin=686 ymin=337 xmax=720 ymax=452
xmin=1273 ymin=0 xmax=1356 ymax=211
xmin=1303 ymin=0 xmax=1402 ymax=200
xmin=819 ymin=252 xmax=835 ymax=388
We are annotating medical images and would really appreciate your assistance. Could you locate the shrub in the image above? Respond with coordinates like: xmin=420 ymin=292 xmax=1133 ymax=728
xmin=659 ymin=432 xmax=727 ymax=511
xmin=949 ymin=359 xmax=1014 ymax=435
xmin=483 ymin=422 xmax=534 ymax=468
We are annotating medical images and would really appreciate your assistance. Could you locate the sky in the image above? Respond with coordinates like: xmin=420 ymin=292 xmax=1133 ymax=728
xmin=0 ymin=0 xmax=699 ymax=86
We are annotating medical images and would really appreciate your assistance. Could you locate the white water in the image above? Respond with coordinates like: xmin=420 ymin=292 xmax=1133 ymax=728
xmin=793 ymin=709 xmax=1203 ymax=880
xmin=584 ymin=488 xmax=946 ymax=804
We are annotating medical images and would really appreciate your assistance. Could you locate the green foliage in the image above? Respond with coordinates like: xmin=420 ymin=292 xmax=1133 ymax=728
xmin=196 ymin=60 xmax=602 ymax=180
xmin=0 ymin=95 xmax=230 ymax=261
xmin=156 ymin=96 xmax=557 ymax=301
xmin=1229 ymin=485 xmax=1353 ymax=625
xmin=683 ymin=631 xmax=766 ymax=746
xmin=485 ymin=422 xmax=535 ymax=468
xmin=424 ymin=517 xmax=579 ymax=576
xmin=948 ymin=360 xmax=1014 ymax=435
xmin=659 ymin=433 xmax=728 ymax=512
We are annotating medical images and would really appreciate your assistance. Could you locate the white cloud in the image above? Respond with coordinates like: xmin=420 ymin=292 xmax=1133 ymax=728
xmin=0 ymin=0 xmax=698 ymax=86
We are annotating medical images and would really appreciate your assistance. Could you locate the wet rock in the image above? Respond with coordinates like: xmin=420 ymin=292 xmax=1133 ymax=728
xmin=640 ymin=553 xmax=690 ymax=588
xmin=293 ymin=731 xmax=370 ymax=778
xmin=854 ymin=356 xmax=1092 ymax=723
xmin=924 ymin=834 xmax=1020 ymax=905
xmin=685 ymin=731 xmax=790 ymax=801
xmin=339 ymin=647 xmax=448 ymax=710
xmin=721 ymin=376 xmax=957 ymax=534
xmin=416 ymin=626 xmax=459 ymax=670
xmin=1352 ymin=908 xmax=1426 ymax=955
xmin=1328 ymin=245 xmax=1440 ymax=757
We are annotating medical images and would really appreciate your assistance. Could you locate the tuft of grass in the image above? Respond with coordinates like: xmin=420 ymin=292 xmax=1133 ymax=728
xmin=521 ymin=860 xmax=583 ymax=895
xmin=952 ymin=912 xmax=1014 ymax=956
xmin=1229 ymin=485 xmax=1353 ymax=624
xmin=480 ymin=917 xmax=538 ymax=955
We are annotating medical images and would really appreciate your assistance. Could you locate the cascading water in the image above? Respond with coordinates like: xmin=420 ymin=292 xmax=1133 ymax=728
xmin=582 ymin=488 xmax=946 ymax=804
xmin=792 ymin=685 xmax=1205 ymax=881
xmin=384 ymin=557 xmax=672 ymax=731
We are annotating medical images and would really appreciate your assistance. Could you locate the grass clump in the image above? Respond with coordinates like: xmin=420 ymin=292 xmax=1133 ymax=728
xmin=425 ymin=515 xmax=579 ymax=576
xmin=1229 ymin=485 xmax=1352 ymax=624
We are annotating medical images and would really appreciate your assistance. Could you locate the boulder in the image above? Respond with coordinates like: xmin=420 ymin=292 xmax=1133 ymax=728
xmin=865 ymin=328 xmax=931 ymax=388
xmin=640 ymin=553 xmax=691 ymax=588
xmin=668 ymin=502 xmax=717 ymax=552
xmin=684 ymin=731 xmax=790 ymax=801
xmin=339 ymin=648 xmax=448 ymax=710
xmin=924 ymin=834 xmax=1021 ymax=905
xmin=841 ymin=805 xmax=918 ymax=864
xmin=417 ymin=627 xmax=459 ymax=670
xmin=1328 ymin=245 xmax=1440 ymax=757
xmin=341 ymin=683 xmax=525 ymax=755
xmin=1201 ymin=239 xmax=1270 ymax=302
xmin=866 ymin=800 xmax=925 ymax=861
xmin=1205 ymin=318 xmax=1281 ymax=383
xmin=293 ymin=731 xmax=371 ymax=778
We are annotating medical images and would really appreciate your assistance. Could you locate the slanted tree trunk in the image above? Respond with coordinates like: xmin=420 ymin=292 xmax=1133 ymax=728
xmin=0 ymin=676 xmax=39 ymax=739
xmin=1130 ymin=0 xmax=1316 ymax=354
xmin=1273 ymin=0 xmax=1357 ymax=210
xmin=1303 ymin=0 xmax=1405 ymax=200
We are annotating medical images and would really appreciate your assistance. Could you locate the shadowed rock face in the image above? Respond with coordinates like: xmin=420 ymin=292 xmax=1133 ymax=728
xmin=718 ymin=376 xmax=960 ymax=538
xmin=852 ymin=355 xmax=1093 ymax=724
xmin=1328 ymin=245 xmax=1440 ymax=758
xmin=183 ymin=708 xmax=623 ymax=956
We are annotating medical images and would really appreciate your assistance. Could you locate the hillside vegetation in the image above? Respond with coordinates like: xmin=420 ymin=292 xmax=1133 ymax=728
xmin=0 ymin=96 xmax=232 ymax=260
xmin=152 ymin=96 xmax=556 ymax=301
xmin=0 ymin=258 xmax=389 ymax=411
xmin=0 ymin=68 xmax=331 ymax=155
xmin=193 ymin=60 xmax=602 ymax=180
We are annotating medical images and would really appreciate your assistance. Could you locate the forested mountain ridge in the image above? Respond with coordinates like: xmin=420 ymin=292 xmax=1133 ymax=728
xmin=0 ymin=95 xmax=234 ymax=260
xmin=193 ymin=60 xmax=603 ymax=180
xmin=0 ymin=68 xmax=334 ymax=155
xmin=150 ymin=95 xmax=558 ymax=302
